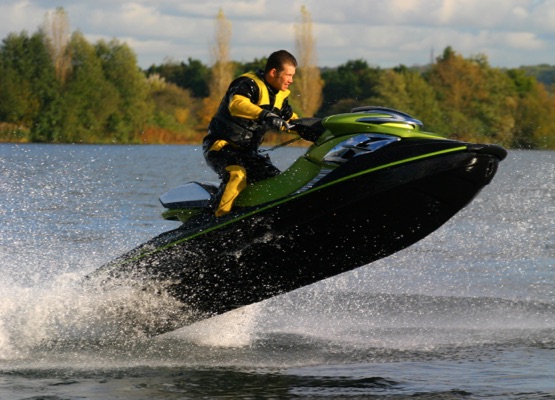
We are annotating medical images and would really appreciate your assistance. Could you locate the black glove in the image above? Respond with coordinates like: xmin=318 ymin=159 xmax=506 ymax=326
xmin=281 ymin=103 xmax=294 ymax=121
xmin=260 ymin=110 xmax=287 ymax=131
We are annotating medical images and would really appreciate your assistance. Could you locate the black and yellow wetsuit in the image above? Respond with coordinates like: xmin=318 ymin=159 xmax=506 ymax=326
xmin=203 ymin=70 xmax=297 ymax=216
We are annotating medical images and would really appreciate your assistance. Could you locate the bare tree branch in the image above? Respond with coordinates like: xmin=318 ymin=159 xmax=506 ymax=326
xmin=294 ymin=5 xmax=323 ymax=117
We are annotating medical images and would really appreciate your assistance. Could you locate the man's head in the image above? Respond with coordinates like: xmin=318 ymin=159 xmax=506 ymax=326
xmin=264 ymin=50 xmax=297 ymax=92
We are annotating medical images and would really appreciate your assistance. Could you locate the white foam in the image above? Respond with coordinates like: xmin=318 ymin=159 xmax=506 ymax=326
xmin=158 ymin=303 xmax=262 ymax=348
xmin=0 ymin=272 xmax=188 ymax=360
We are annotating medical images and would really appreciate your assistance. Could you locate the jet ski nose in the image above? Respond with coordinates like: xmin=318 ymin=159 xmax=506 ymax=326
xmin=465 ymin=144 xmax=505 ymax=185
xmin=485 ymin=158 xmax=497 ymax=179
xmin=479 ymin=157 xmax=500 ymax=185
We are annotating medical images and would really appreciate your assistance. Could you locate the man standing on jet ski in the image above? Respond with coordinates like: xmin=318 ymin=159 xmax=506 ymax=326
xmin=203 ymin=50 xmax=299 ymax=217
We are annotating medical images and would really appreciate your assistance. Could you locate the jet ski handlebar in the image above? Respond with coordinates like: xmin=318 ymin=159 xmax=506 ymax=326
xmin=286 ymin=118 xmax=326 ymax=142
xmin=260 ymin=118 xmax=325 ymax=153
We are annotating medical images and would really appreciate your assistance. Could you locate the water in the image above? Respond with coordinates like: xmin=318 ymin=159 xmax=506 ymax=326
xmin=0 ymin=143 xmax=554 ymax=399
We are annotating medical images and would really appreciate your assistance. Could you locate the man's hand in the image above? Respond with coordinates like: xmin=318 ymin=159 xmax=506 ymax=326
xmin=260 ymin=110 xmax=287 ymax=131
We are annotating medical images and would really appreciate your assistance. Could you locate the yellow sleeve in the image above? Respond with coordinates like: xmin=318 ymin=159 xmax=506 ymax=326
xmin=229 ymin=94 xmax=263 ymax=120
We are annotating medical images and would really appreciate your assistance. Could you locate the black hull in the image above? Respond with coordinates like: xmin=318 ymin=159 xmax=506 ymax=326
xmin=92 ymin=145 xmax=503 ymax=333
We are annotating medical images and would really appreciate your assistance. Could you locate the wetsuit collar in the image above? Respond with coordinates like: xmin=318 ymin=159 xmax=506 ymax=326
xmin=257 ymin=69 xmax=279 ymax=96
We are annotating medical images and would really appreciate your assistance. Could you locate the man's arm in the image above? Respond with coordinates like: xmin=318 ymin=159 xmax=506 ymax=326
xmin=228 ymin=94 xmax=264 ymax=120
xmin=226 ymin=77 xmax=263 ymax=120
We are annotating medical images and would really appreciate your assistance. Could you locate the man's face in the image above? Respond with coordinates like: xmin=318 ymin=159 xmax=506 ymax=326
xmin=267 ymin=63 xmax=296 ymax=91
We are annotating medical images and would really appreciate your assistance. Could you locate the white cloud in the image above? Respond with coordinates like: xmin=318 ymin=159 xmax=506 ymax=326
xmin=0 ymin=0 xmax=553 ymax=68
xmin=503 ymin=31 xmax=545 ymax=50
xmin=512 ymin=6 xmax=530 ymax=19
xmin=530 ymin=0 xmax=555 ymax=32
xmin=0 ymin=0 xmax=45 ymax=35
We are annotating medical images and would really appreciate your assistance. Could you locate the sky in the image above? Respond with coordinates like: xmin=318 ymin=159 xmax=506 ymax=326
xmin=0 ymin=0 xmax=554 ymax=70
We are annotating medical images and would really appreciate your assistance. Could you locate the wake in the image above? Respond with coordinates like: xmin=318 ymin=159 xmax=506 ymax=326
xmin=0 ymin=271 xmax=261 ymax=361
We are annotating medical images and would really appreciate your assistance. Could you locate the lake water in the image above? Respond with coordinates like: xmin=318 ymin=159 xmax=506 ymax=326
xmin=0 ymin=143 xmax=554 ymax=399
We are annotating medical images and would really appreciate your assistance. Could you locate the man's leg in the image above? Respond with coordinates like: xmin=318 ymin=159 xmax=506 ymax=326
xmin=214 ymin=165 xmax=247 ymax=217
xmin=204 ymin=140 xmax=247 ymax=217
xmin=244 ymin=152 xmax=281 ymax=182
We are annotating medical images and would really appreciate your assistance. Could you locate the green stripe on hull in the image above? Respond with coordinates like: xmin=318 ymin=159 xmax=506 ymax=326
xmin=120 ymin=145 xmax=468 ymax=266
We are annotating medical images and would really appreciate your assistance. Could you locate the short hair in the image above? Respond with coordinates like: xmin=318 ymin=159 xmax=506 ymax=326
xmin=265 ymin=50 xmax=298 ymax=73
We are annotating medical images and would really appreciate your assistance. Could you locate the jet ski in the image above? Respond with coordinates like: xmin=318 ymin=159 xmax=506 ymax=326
xmin=89 ymin=106 xmax=507 ymax=334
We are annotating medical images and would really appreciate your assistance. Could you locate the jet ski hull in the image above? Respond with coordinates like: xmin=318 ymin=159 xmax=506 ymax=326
xmin=92 ymin=140 xmax=504 ymax=331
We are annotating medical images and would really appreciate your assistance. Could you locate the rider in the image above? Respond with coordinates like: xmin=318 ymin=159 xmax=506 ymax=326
xmin=203 ymin=50 xmax=299 ymax=217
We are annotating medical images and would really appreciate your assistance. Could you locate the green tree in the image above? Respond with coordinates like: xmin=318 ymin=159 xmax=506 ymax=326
xmin=372 ymin=67 xmax=444 ymax=133
xmin=506 ymin=68 xmax=535 ymax=96
xmin=146 ymin=58 xmax=210 ymax=98
xmin=426 ymin=47 xmax=517 ymax=145
xmin=506 ymin=68 xmax=542 ymax=147
xmin=520 ymin=63 xmax=555 ymax=87
xmin=320 ymin=60 xmax=381 ymax=115
xmin=96 ymin=39 xmax=152 ymax=142
xmin=147 ymin=75 xmax=199 ymax=136
xmin=57 ymin=32 xmax=119 ymax=142
xmin=0 ymin=59 xmax=36 ymax=125
xmin=0 ymin=31 xmax=59 ymax=141
xmin=511 ymin=79 xmax=555 ymax=148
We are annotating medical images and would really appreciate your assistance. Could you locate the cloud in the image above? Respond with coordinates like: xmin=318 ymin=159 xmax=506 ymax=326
xmin=0 ymin=0 xmax=46 ymax=35
xmin=0 ymin=0 xmax=553 ymax=69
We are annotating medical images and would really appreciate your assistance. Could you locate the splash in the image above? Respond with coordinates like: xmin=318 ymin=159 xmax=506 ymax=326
xmin=157 ymin=303 xmax=262 ymax=348
xmin=0 ymin=271 xmax=191 ymax=360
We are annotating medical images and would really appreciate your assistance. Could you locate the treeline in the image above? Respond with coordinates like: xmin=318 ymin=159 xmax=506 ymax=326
xmin=0 ymin=29 xmax=155 ymax=144
xmin=1 ymin=26 xmax=555 ymax=148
